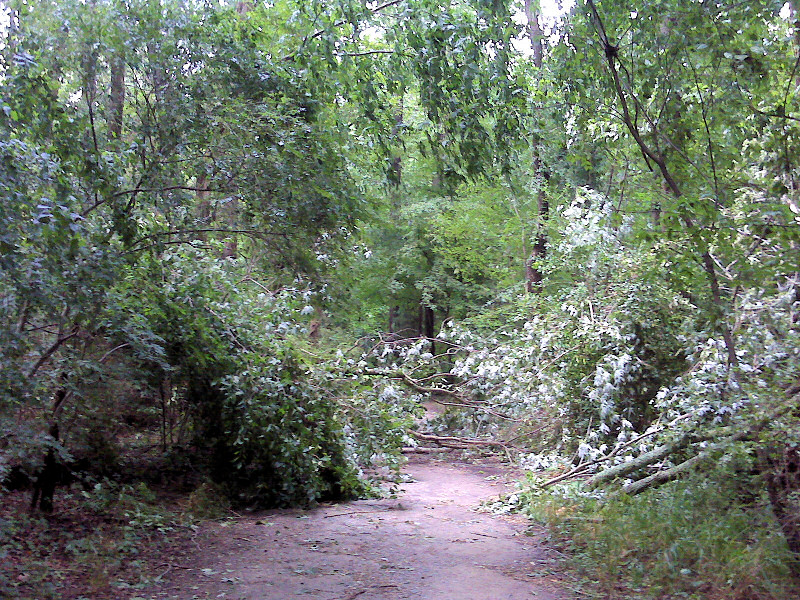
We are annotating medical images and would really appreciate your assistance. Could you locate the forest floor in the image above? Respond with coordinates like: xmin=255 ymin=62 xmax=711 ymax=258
xmin=154 ymin=453 xmax=574 ymax=600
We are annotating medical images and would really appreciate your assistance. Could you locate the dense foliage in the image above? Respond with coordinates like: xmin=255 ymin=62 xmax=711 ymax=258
xmin=2 ymin=0 xmax=800 ymax=598
xmin=0 ymin=0 xmax=423 ymax=512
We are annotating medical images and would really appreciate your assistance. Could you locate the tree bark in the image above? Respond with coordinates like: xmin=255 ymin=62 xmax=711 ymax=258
xmin=586 ymin=433 xmax=699 ymax=489
xmin=524 ymin=0 xmax=548 ymax=293
xmin=108 ymin=52 xmax=125 ymax=139
xmin=757 ymin=444 xmax=800 ymax=564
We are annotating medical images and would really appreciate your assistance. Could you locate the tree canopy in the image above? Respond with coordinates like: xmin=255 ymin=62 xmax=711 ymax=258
xmin=2 ymin=1 xmax=800 ymax=597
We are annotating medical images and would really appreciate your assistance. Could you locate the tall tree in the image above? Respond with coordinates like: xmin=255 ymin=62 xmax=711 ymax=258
xmin=523 ymin=0 xmax=550 ymax=292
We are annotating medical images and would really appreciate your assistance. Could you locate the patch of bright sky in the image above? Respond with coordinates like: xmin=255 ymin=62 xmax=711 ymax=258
xmin=537 ymin=0 xmax=575 ymax=26
xmin=0 ymin=0 xmax=15 ymax=60
xmin=511 ymin=0 xmax=575 ymax=56
xmin=1 ymin=2 xmax=10 ymax=48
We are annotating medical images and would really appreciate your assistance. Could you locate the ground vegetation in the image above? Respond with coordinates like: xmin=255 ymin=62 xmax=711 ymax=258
xmin=2 ymin=1 xmax=800 ymax=599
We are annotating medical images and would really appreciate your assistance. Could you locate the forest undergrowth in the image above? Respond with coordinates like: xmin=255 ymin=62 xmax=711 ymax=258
xmin=0 ymin=479 xmax=221 ymax=599
xmin=3 ymin=1 xmax=800 ymax=599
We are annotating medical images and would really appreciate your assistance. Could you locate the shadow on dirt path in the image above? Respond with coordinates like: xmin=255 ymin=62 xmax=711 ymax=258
xmin=158 ymin=455 xmax=574 ymax=600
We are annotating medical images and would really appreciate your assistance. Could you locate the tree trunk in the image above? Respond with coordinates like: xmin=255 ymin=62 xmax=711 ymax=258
xmin=108 ymin=52 xmax=125 ymax=140
xmin=82 ymin=40 xmax=99 ymax=154
xmin=757 ymin=444 xmax=800 ymax=569
xmin=523 ymin=0 xmax=543 ymax=67
xmin=524 ymin=0 xmax=548 ymax=293
xmin=387 ymin=103 xmax=403 ymax=332
xmin=422 ymin=305 xmax=435 ymax=339
xmin=30 ymin=423 xmax=61 ymax=513
xmin=423 ymin=305 xmax=435 ymax=356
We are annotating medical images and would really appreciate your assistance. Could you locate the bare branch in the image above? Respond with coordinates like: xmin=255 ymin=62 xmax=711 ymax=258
xmin=410 ymin=430 xmax=507 ymax=449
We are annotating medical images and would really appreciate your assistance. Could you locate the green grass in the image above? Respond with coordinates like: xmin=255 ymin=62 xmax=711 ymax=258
xmin=523 ymin=477 xmax=800 ymax=599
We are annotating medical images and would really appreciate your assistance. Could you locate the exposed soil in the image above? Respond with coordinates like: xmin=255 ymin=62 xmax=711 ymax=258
xmin=156 ymin=454 xmax=573 ymax=600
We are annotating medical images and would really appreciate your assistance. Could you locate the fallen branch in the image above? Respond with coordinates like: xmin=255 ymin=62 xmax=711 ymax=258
xmin=344 ymin=585 xmax=399 ymax=600
xmin=620 ymin=429 xmax=751 ymax=496
xmin=590 ymin=395 xmax=798 ymax=495
xmin=401 ymin=446 xmax=454 ymax=454
xmin=324 ymin=509 xmax=387 ymax=519
xmin=542 ymin=413 xmax=695 ymax=488
xmin=398 ymin=371 xmax=463 ymax=399
xmin=360 ymin=368 xmax=517 ymax=421
xmin=410 ymin=430 xmax=507 ymax=449
xmin=585 ymin=431 xmax=705 ymax=490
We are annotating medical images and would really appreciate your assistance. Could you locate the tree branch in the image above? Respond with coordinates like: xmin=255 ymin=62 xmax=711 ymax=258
xmin=586 ymin=0 xmax=738 ymax=368
xmin=283 ymin=0 xmax=403 ymax=62
xmin=341 ymin=50 xmax=414 ymax=58
xmin=27 ymin=326 xmax=80 ymax=380
xmin=410 ymin=430 xmax=507 ymax=449
xmin=112 ymin=185 xmax=220 ymax=198
xmin=620 ymin=429 xmax=751 ymax=496
xmin=585 ymin=0 xmax=681 ymax=198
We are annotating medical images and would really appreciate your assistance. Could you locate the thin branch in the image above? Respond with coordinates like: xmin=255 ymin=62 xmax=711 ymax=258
xmin=585 ymin=0 xmax=681 ymax=197
xmin=341 ymin=50 xmax=414 ymax=58
xmin=112 ymin=185 xmax=219 ymax=198
xmin=81 ymin=181 xmax=203 ymax=217
xmin=121 ymin=240 xmax=213 ymax=255
xmin=283 ymin=0 xmax=403 ymax=61
xmin=410 ymin=430 xmax=507 ymax=449
xmin=129 ymin=227 xmax=286 ymax=248
xmin=98 ymin=343 xmax=130 ymax=364
xmin=392 ymin=369 xmax=462 ymax=398
xmin=750 ymin=105 xmax=800 ymax=124
xmin=27 ymin=327 xmax=80 ymax=380
xmin=783 ymin=51 xmax=800 ymax=119
xmin=687 ymin=53 xmax=721 ymax=205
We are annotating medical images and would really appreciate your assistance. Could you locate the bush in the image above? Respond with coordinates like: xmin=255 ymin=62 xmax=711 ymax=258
xmin=213 ymin=351 xmax=367 ymax=506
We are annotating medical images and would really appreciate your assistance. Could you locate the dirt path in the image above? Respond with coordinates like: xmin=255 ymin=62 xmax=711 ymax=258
xmin=158 ymin=456 xmax=573 ymax=600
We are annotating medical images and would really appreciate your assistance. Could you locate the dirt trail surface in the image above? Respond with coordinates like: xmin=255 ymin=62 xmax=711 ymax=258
xmin=159 ymin=456 xmax=572 ymax=600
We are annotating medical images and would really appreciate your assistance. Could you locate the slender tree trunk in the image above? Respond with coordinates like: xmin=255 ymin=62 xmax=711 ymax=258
xmin=83 ymin=42 xmax=99 ymax=155
xmin=790 ymin=3 xmax=800 ymax=87
xmin=524 ymin=0 xmax=548 ymax=293
xmin=108 ymin=52 xmax=125 ymax=140
xmin=30 ymin=424 xmax=61 ymax=513
xmin=523 ymin=0 xmax=543 ymax=66
xmin=387 ymin=103 xmax=404 ymax=332
xmin=388 ymin=103 xmax=403 ymax=194
xmin=421 ymin=305 xmax=435 ymax=355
